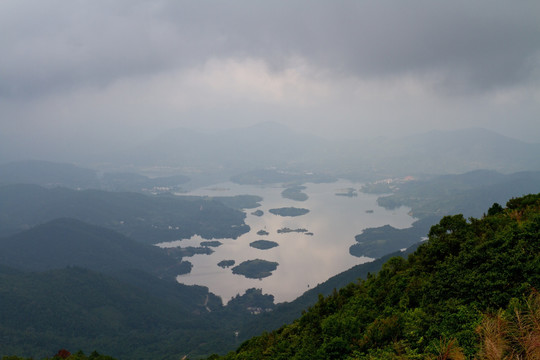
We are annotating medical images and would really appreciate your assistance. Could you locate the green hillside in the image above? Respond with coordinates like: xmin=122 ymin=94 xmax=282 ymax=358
xmin=210 ymin=193 xmax=540 ymax=359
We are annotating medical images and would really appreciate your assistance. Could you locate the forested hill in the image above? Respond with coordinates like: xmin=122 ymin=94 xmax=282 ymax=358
xmin=210 ymin=193 xmax=540 ymax=359
xmin=0 ymin=218 xmax=191 ymax=278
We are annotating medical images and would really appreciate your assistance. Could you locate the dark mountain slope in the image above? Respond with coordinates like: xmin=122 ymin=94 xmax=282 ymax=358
xmin=211 ymin=193 xmax=540 ymax=359
xmin=0 ymin=218 xmax=190 ymax=278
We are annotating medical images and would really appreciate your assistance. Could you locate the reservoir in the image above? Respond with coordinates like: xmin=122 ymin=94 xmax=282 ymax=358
xmin=158 ymin=179 xmax=415 ymax=303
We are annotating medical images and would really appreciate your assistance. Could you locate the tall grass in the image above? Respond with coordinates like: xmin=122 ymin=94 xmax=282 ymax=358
xmin=476 ymin=291 xmax=540 ymax=360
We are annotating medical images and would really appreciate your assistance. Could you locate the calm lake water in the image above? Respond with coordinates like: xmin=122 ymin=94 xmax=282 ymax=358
xmin=157 ymin=180 xmax=415 ymax=303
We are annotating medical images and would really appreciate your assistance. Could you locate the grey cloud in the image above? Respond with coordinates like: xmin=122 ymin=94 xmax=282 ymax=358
xmin=1 ymin=0 xmax=539 ymax=99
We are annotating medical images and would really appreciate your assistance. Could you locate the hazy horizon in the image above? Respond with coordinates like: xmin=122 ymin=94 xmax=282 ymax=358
xmin=1 ymin=1 xmax=539 ymax=163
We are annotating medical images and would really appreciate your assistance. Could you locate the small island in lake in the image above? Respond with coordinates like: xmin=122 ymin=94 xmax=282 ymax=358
xmin=257 ymin=229 xmax=269 ymax=236
xmin=232 ymin=259 xmax=279 ymax=279
xmin=218 ymin=260 xmax=235 ymax=268
xmin=335 ymin=188 xmax=358 ymax=197
xmin=200 ymin=240 xmax=222 ymax=247
xmin=251 ymin=209 xmax=264 ymax=217
xmin=170 ymin=246 xmax=213 ymax=257
xmin=281 ymin=185 xmax=308 ymax=201
xmin=214 ymin=194 xmax=262 ymax=209
xmin=277 ymin=227 xmax=308 ymax=234
xmin=250 ymin=240 xmax=279 ymax=250
xmin=269 ymin=207 xmax=310 ymax=217
xmin=305 ymin=232 xmax=314 ymax=236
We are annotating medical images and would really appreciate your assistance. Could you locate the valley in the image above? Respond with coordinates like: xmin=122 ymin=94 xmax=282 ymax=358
xmin=1 ymin=127 xmax=540 ymax=359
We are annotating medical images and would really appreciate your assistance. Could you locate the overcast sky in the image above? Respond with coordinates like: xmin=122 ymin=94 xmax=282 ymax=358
xmin=1 ymin=0 xmax=539 ymax=161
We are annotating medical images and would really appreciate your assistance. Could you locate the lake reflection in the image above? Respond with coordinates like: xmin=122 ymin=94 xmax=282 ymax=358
xmin=158 ymin=180 xmax=415 ymax=303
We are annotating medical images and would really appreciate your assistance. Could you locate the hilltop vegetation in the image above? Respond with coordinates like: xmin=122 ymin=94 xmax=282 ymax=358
xmin=210 ymin=193 xmax=540 ymax=359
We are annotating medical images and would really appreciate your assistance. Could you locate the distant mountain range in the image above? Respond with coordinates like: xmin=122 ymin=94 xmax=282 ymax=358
xmin=2 ymin=125 xmax=539 ymax=185
xmin=107 ymin=122 xmax=325 ymax=182
xmin=365 ymin=127 xmax=540 ymax=176
xmin=118 ymin=124 xmax=540 ymax=177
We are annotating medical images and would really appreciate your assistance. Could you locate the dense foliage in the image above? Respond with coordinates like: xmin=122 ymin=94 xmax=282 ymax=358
xmin=210 ymin=194 xmax=540 ymax=359
xmin=0 ymin=266 xmax=224 ymax=359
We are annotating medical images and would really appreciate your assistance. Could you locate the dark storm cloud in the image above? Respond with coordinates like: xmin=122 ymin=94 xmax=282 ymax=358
xmin=1 ymin=0 xmax=539 ymax=99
